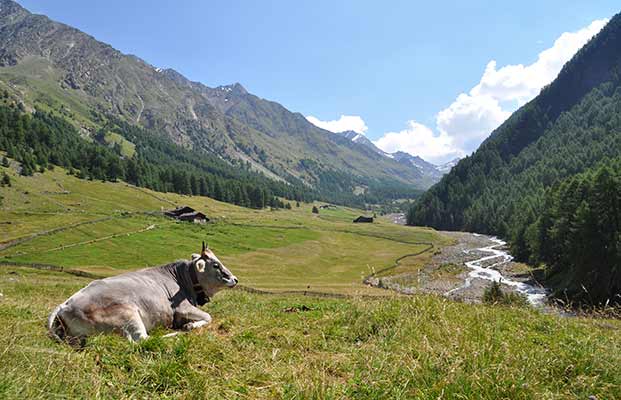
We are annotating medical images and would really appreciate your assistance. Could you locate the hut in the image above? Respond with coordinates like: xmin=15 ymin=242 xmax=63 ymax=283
xmin=165 ymin=206 xmax=195 ymax=218
xmin=165 ymin=206 xmax=209 ymax=224
xmin=353 ymin=216 xmax=374 ymax=223
xmin=177 ymin=211 xmax=208 ymax=224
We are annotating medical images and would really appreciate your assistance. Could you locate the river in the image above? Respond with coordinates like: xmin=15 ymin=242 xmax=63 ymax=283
xmin=444 ymin=235 xmax=548 ymax=306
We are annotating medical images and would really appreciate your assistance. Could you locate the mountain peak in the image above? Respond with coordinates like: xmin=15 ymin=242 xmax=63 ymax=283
xmin=212 ymin=83 xmax=248 ymax=97
xmin=0 ymin=0 xmax=28 ymax=22
xmin=231 ymin=82 xmax=247 ymax=94
xmin=216 ymin=82 xmax=247 ymax=94
xmin=0 ymin=0 xmax=25 ymax=11
xmin=339 ymin=130 xmax=364 ymax=142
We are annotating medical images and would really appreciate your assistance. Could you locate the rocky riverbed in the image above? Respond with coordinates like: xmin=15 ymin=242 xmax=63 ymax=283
xmin=369 ymin=223 xmax=548 ymax=305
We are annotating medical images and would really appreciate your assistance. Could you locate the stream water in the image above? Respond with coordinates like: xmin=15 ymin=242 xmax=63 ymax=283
xmin=446 ymin=236 xmax=548 ymax=306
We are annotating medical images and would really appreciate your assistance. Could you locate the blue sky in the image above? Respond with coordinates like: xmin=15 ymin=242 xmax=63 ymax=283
xmin=20 ymin=0 xmax=620 ymax=163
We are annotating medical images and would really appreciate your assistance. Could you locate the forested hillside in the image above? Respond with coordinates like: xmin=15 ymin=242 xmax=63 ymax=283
xmin=0 ymin=98 xmax=309 ymax=208
xmin=409 ymin=13 xmax=621 ymax=303
xmin=511 ymin=159 xmax=621 ymax=304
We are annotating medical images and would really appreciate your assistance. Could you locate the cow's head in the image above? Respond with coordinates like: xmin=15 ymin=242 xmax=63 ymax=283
xmin=191 ymin=241 xmax=238 ymax=296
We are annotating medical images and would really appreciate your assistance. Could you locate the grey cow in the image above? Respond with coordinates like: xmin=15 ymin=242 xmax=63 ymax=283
xmin=48 ymin=242 xmax=237 ymax=344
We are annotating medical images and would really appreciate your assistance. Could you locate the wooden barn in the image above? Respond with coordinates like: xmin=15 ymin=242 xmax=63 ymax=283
xmin=353 ymin=216 xmax=374 ymax=223
xmin=165 ymin=206 xmax=195 ymax=218
xmin=177 ymin=211 xmax=208 ymax=224
xmin=165 ymin=206 xmax=209 ymax=224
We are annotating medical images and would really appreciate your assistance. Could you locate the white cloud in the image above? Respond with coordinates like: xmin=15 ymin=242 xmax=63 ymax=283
xmin=373 ymin=121 xmax=463 ymax=165
xmin=436 ymin=93 xmax=511 ymax=152
xmin=306 ymin=114 xmax=368 ymax=135
xmin=374 ymin=19 xmax=607 ymax=164
xmin=471 ymin=19 xmax=607 ymax=106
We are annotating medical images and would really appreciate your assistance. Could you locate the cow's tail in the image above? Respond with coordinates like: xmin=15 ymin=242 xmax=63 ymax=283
xmin=47 ymin=304 xmax=66 ymax=343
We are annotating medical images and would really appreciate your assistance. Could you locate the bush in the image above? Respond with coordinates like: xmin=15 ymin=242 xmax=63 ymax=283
xmin=312 ymin=206 xmax=319 ymax=214
xmin=1 ymin=172 xmax=11 ymax=187
xmin=483 ymin=280 xmax=528 ymax=307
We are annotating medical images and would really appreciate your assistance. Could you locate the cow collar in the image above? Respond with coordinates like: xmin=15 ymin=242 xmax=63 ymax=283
xmin=189 ymin=263 xmax=210 ymax=306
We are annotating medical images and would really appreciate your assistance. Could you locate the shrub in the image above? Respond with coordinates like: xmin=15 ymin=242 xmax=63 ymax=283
xmin=483 ymin=280 xmax=528 ymax=307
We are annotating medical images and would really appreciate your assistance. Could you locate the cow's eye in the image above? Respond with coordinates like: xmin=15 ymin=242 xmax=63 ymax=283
xmin=212 ymin=262 xmax=220 ymax=269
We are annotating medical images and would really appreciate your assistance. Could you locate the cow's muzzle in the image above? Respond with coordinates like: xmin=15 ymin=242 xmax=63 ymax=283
xmin=225 ymin=276 xmax=238 ymax=288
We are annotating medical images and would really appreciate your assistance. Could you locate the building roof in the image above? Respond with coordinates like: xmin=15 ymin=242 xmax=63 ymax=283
xmin=165 ymin=206 xmax=195 ymax=217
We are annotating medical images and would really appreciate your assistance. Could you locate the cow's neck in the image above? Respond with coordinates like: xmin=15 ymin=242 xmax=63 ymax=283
xmin=188 ymin=264 xmax=210 ymax=306
xmin=158 ymin=261 xmax=210 ymax=306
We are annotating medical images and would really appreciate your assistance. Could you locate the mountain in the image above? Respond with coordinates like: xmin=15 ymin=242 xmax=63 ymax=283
xmin=0 ymin=0 xmax=432 ymax=200
xmin=338 ymin=130 xmax=379 ymax=150
xmin=391 ymin=151 xmax=443 ymax=182
xmin=410 ymin=13 xmax=621 ymax=303
xmin=335 ymin=130 xmax=449 ymax=184
xmin=435 ymin=158 xmax=460 ymax=174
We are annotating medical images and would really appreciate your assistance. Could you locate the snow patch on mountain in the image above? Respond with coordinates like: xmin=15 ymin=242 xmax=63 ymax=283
xmin=436 ymin=158 xmax=460 ymax=173
xmin=336 ymin=130 xmax=460 ymax=179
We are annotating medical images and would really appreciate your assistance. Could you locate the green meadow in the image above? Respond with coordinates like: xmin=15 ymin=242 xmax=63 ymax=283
xmin=1 ymin=164 xmax=621 ymax=399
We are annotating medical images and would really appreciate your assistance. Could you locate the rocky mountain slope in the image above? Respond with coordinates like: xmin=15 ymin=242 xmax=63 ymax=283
xmin=0 ymin=0 xmax=436 ymax=194
xmin=336 ymin=130 xmax=451 ymax=183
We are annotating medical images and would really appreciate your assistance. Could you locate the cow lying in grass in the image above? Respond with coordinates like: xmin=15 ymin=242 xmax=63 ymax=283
xmin=48 ymin=242 xmax=237 ymax=345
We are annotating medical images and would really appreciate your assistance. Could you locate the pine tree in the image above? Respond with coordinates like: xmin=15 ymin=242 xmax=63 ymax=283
xmin=1 ymin=172 xmax=10 ymax=186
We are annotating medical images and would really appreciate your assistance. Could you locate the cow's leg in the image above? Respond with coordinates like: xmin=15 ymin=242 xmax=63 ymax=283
xmin=121 ymin=313 xmax=148 ymax=342
xmin=173 ymin=301 xmax=212 ymax=332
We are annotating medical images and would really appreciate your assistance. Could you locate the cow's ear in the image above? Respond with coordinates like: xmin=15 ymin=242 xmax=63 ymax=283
xmin=195 ymin=259 xmax=206 ymax=273
xmin=191 ymin=253 xmax=200 ymax=261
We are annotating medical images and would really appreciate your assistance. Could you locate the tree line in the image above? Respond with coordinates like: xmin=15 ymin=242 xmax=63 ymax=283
xmin=0 ymin=99 xmax=424 ymax=211
xmin=511 ymin=159 xmax=621 ymax=304
xmin=0 ymin=103 xmax=309 ymax=209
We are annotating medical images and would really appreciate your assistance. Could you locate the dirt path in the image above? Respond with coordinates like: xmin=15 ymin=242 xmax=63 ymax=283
xmin=7 ymin=224 xmax=157 ymax=257
xmin=0 ymin=216 xmax=118 ymax=252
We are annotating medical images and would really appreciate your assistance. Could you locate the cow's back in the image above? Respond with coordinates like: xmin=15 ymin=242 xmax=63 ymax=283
xmin=58 ymin=268 xmax=177 ymax=336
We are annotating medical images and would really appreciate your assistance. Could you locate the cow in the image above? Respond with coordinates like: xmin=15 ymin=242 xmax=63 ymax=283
xmin=47 ymin=242 xmax=237 ymax=345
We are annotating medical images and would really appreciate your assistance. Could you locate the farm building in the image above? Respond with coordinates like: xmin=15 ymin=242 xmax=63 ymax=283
xmin=165 ymin=206 xmax=195 ymax=218
xmin=165 ymin=206 xmax=209 ymax=224
xmin=353 ymin=216 xmax=374 ymax=223
xmin=177 ymin=211 xmax=208 ymax=224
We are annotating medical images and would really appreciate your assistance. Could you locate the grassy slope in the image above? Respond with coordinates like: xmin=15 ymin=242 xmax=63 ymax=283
xmin=0 ymin=163 xmax=446 ymax=293
xmin=0 ymin=163 xmax=620 ymax=399
xmin=1 ymin=270 xmax=620 ymax=399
